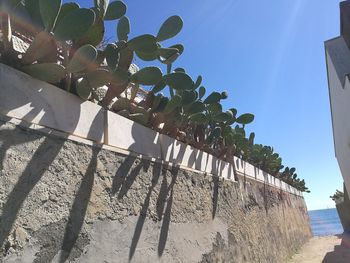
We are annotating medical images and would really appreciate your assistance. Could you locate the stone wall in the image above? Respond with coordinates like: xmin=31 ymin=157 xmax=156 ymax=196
xmin=0 ymin=119 xmax=312 ymax=263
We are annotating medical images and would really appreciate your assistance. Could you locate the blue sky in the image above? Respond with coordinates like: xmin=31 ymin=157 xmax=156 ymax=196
xmin=71 ymin=0 xmax=343 ymax=210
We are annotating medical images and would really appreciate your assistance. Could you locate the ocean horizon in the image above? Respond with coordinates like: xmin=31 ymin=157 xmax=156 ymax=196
xmin=308 ymin=208 xmax=343 ymax=236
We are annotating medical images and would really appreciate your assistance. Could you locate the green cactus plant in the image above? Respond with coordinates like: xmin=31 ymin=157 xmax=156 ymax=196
xmin=104 ymin=0 xmax=126 ymax=21
xmin=39 ymin=0 xmax=61 ymax=31
xmin=22 ymin=63 xmax=66 ymax=83
xmin=204 ymin=92 xmax=222 ymax=104
xmin=163 ymin=72 xmax=193 ymax=90
xmin=157 ymin=15 xmax=183 ymax=42
xmin=21 ymin=31 xmax=57 ymax=64
xmin=0 ymin=0 xmax=310 ymax=193
xmin=54 ymin=8 xmax=95 ymax=41
xmin=66 ymin=45 xmax=98 ymax=73
xmin=130 ymin=66 xmax=162 ymax=85
xmin=117 ymin=16 xmax=130 ymax=41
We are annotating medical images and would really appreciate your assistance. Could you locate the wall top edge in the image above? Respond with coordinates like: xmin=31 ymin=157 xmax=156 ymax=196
xmin=325 ymin=36 xmax=343 ymax=46
xmin=0 ymin=63 xmax=303 ymax=197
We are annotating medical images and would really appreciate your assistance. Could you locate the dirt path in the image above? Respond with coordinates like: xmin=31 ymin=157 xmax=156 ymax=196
xmin=288 ymin=234 xmax=350 ymax=263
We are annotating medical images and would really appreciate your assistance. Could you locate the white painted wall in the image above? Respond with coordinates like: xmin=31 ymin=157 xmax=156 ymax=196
xmin=0 ymin=63 xmax=302 ymax=196
xmin=325 ymin=36 xmax=350 ymax=196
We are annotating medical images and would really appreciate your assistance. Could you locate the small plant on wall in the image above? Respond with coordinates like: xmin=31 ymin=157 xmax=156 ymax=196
xmin=330 ymin=190 xmax=344 ymax=202
xmin=0 ymin=0 xmax=309 ymax=192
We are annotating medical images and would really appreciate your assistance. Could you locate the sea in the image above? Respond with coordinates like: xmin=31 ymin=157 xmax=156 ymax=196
xmin=309 ymin=208 xmax=343 ymax=236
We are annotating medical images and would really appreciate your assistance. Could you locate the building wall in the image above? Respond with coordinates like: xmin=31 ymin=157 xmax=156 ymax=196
xmin=325 ymin=36 xmax=350 ymax=195
xmin=0 ymin=119 xmax=311 ymax=263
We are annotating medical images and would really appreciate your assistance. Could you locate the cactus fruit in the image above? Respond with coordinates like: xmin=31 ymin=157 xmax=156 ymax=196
xmin=221 ymin=91 xmax=228 ymax=99
xmin=229 ymin=108 xmax=237 ymax=117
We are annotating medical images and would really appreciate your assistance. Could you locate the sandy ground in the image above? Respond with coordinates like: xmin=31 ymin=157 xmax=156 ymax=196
xmin=288 ymin=234 xmax=350 ymax=263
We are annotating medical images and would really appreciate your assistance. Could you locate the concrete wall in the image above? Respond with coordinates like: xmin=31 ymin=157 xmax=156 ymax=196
xmin=0 ymin=63 xmax=303 ymax=197
xmin=0 ymin=118 xmax=312 ymax=262
xmin=325 ymin=36 xmax=350 ymax=195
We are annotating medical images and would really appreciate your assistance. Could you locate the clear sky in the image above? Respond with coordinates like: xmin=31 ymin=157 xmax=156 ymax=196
xmin=70 ymin=0 xmax=344 ymax=210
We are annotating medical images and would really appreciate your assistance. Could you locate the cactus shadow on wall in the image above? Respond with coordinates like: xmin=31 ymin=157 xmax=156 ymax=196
xmin=127 ymin=162 xmax=179 ymax=260
xmin=212 ymin=175 xmax=220 ymax=220
xmin=58 ymin=146 xmax=101 ymax=263
xmin=158 ymin=167 xmax=178 ymax=256
xmin=112 ymin=120 xmax=161 ymax=200
xmin=0 ymin=104 xmax=77 ymax=252
xmin=109 ymin=121 xmax=183 ymax=260
xmin=211 ymin=157 xmax=225 ymax=219
xmin=0 ymin=135 xmax=66 ymax=251
xmin=128 ymin=161 xmax=163 ymax=260
xmin=162 ymin=137 xmax=186 ymax=168
xmin=0 ymin=115 xmax=46 ymax=171
xmin=57 ymin=109 xmax=104 ymax=263
xmin=0 ymin=104 xmax=106 ymax=262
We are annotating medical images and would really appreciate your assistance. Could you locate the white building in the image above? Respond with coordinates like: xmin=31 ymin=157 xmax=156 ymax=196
xmin=325 ymin=0 xmax=350 ymax=195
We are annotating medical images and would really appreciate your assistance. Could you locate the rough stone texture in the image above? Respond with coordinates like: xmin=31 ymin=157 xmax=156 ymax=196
xmin=0 ymin=120 xmax=312 ymax=263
